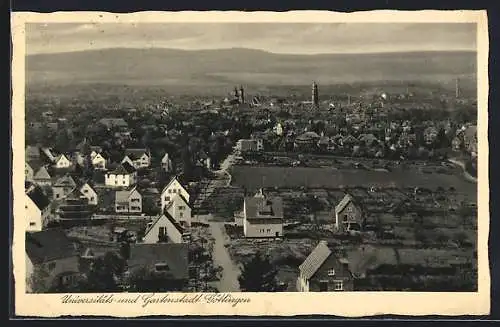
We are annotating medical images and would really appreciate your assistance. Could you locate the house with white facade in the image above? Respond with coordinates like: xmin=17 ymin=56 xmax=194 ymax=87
xmin=115 ymin=186 xmax=142 ymax=213
xmin=165 ymin=194 xmax=192 ymax=227
xmin=25 ymin=184 xmax=51 ymax=232
xmin=122 ymin=148 xmax=151 ymax=169
xmin=79 ymin=182 xmax=98 ymax=206
xmin=91 ymin=152 xmax=107 ymax=170
xmin=105 ymin=162 xmax=137 ymax=188
xmin=52 ymin=175 xmax=77 ymax=201
xmin=160 ymin=176 xmax=190 ymax=212
xmin=53 ymin=154 xmax=72 ymax=169
xmin=242 ymin=190 xmax=284 ymax=238
xmin=142 ymin=212 xmax=191 ymax=244
xmin=161 ymin=152 xmax=173 ymax=173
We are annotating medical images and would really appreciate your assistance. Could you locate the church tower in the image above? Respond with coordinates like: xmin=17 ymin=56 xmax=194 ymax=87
xmin=312 ymin=81 xmax=319 ymax=108
xmin=238 ymin=85 xmax=245 ymax=104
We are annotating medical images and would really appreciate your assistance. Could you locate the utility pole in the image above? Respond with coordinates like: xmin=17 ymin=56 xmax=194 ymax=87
xmin=455 ymin=78 xmax=460 ymax=99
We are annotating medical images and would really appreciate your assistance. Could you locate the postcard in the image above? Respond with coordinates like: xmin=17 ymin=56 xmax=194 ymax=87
xmin=11 ymin=10 xmax=489 ymax=317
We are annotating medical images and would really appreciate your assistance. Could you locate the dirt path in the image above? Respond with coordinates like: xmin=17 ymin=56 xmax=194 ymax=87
xmin=448 ymin=158 xmax=478 ymax=183
xmin=208 ymin=221 xmax=241 ymax=292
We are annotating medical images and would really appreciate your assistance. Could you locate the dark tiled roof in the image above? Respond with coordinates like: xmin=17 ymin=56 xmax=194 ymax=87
xmin=299 ymin=241 xmax=332 ymax=280
xmin=54 ymin=174 xmax=77 ymax=188
xmin=26 ymin=229 xmax=79 ymax=264
xmin=244 ymin=196 xmax=284 ymax=220
xmin=124 ymin=148 xmax=149 ymax=160
xmin=164 ymin=211 xmax=185 ymax=234
xmin=111 ymin=162 xmax=136 ymax=174
xmin=128 ymin=243 xmax=189 ymax=280
xmin=26 ymin=185 xmax=51 ymax=210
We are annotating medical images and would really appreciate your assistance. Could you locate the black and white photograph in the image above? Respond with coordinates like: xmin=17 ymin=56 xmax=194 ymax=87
xmin=12 ymin=10 xmax=489 ymax=317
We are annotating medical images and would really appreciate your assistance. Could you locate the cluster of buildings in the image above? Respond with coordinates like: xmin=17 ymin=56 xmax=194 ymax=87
xmin=24 ymin=134 xmax=197 ymax=292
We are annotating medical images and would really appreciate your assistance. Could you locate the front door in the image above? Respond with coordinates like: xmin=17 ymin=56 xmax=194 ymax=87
xmin=319 ymin=281 xmax=328 ymax=292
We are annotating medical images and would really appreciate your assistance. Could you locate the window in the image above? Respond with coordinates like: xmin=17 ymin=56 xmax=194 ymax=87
xmin=179 ymin=212 xmax=184 ymax=218
xmin=62 ymin=274 xmax=78 ymax=285
xmin=29 ymin=222 xmax=36 ymax=227
xmin=343 ymin=215 xmax=348 ymax=222
xmin=168 ymin=189 xmax=172 ymax=194
xmin=267 ymin=229 xmax=271 ymax=233
xmin=83 ymin=189 xmax=88 ymax=193
xmin=164 ymin=196 xmax=170 ymax=202
xmin=56 ymin=194 xmax=60 ymax=199
xmin=90 ymin=197 xmax=94 ymax=202
xmin=328 ymin=268 xmax=336 ymax=276
xmin=178 ymin=206 xmax=185 ymax=211
xmin=333 ymin=280 xmax=343 ymax=291
xmin=123 ymin=180 xmax=126 ymax=184
xmin=159 ymin=227 xmax=167 ymax=237
xmin=47 ymin=262 xmax=56 ymax=271
xmin=155 ymin=263 xmax=170 ymax=272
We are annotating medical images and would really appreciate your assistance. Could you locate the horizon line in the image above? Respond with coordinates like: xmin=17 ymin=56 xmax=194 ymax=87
xmin=26 ymin=46 xmax=477 ymax=57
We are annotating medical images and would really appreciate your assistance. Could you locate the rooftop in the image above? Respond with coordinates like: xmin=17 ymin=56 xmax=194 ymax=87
xmin=26 ymin=229 xmax=79 ymax=264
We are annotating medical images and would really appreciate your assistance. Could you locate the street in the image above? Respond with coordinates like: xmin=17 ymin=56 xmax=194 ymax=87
xmin=208 ymin=221 xmax=241 ymax=292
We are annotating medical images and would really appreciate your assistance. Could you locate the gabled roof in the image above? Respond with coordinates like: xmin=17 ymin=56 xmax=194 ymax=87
xmin=115 ymin=189 xmax=131 ymax=204
xmin=161 ymin=176 xmax=186 ymax=194
xmin=55 ymin=153 xmax=70 ymax=163
xmin=299 ymin=241 xmax=333 ymax=280
xmin=111 ymin=162 xmax=136 ymax=175
xmin=26 ymin=229 xmax=79 ymax=265
xmin=335 ymin=193 xmax=356 ymax=215
xmin=124 ymin=148 xmax=149 ymax=160
xmin=26 ymin=185 xmax=51 ymax=210
xmin=26 ymin=145 xmax=41 ymax=158
xmin=80 ymin=181 xmax=96 ymax=193
xmin=53 ymin=174 xmax=77 ymax=188
xmin=244 ymin=196 xmax=284 ymax=220
xmin=66 ymin=187 xmax=85 ymax=200
xmin=33 ymin=166 xmax=51 ymax=180
xmin=128 ymin=243 xmax=189 ymax=280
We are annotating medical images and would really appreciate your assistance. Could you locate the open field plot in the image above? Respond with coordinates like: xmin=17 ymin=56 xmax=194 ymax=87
xmin=230 ymin=166 xmax=477 ymax=198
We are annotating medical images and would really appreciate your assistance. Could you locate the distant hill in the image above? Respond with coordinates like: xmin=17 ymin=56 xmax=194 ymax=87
xmin=26 ymin=47 xmax=477 ymax=94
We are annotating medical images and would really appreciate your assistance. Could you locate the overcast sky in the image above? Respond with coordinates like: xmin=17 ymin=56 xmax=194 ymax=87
xmin=26 ymin=23 xmax=476 ymax=55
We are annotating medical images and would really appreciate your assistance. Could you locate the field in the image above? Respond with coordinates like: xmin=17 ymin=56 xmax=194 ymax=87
xmin=230 ymin=166 xmax=477 ymax=198
xmin=26 ymin=48 xmax=476 ymax=98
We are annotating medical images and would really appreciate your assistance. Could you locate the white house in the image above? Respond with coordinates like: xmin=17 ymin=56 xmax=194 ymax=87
xmin=242 ymin=191 xmax=284 ymax=238
xmin=91 ymin=152 xmax=107 ymax=170
xmin=142 ymin=212 xmax=191 ymax=244
xmin=53 ymin=154 xmax=72 ymax=169
xmin=121 ymin=148 xmax=151 ymax=169
xmin=25 ymin=184 xmax=51 ymax=232
xmin=161 ymin=152 xmax=173 ymax=173
xmin=115 ymin=186 xmax=142 ymax=213
xmin=165 ymin=193 xmax=192 ymax=227
xmin=160 ymin=176 xmax=190 ymax=212
xmin=79 ymin=182 xmax=98 ymax=205
xmin=105 ymin=162 xmax=137 ymax=188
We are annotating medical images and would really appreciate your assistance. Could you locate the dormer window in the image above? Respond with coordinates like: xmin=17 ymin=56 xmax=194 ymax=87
xmin=155 ymin=263 xmax=170 ymax=272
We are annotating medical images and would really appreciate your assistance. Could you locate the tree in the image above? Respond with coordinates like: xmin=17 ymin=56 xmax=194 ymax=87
xmin=27 ymin=265 xmax=51 ymax=293
xmin=238 ymin=252 xmax=278 ymax=292
xmin=80 ymin=252 xmax=126 ymax=292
